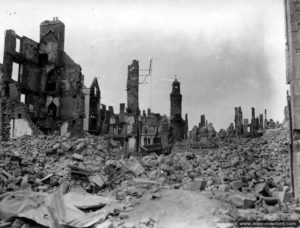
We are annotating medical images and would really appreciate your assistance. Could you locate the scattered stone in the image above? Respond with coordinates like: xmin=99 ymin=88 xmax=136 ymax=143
xmin=230 ymin=180 xmax=243 ymax=191
xmin=72 ymin=153 xmax=84 ymax=161
xmin=228 ymin=194 xmax=256 ymax=209
xmin=121 ymin=222 xmax=136 ymax=228
xmin=94 ymin=220 xmax=114 ymax=228
xmin=216 ymin=222 xmax=234 ymax=228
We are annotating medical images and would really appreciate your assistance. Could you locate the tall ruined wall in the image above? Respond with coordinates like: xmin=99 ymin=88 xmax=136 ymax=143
xmin=60 ymin=54 xmax=85 ymax=136
xmin=285 ymin=0 xmax=300 ymax=198
xmin=234 ymin=107 xmax=243 ymax=135
xmin=1 ymin=18 xmax=85 ymax=139
xmin=87 ymin=78 xmax=101 ymax=134
xmin=40 ymin=18 xmax=65 ymax=55
xmin=127 ymin=60 xmax=139 ymax=115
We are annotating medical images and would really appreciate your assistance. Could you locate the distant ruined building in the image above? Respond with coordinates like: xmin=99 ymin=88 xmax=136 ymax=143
xmin=126 ymin=60 xmax=139 ymax=115
xmin=83 ymin=77 xmax=101 ymax=134
xmin=169 ymin=78 xmax=188 ymax=141
xmin=0 ymin=19 xmax=188 ymax=150
xmin=226 ymin=106 xmax=277 ymax=138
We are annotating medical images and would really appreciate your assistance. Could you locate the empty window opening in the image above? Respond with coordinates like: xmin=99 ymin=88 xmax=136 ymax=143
xmin=20 ymin=93 xmax=26 ymax=104
xmin=91 ymin=101 xmax=97 ymax=110
xmin=18 ymin=113 xmax=22 ymax=119
xmin=48 ymin=101 xmax=57 ymax=118
xmin=144 ymin=138 xmax=147 ymax=145
xmin=4 ymin=81 xmax=9 ymax=97
xmin=15 ymin=38 xmax=20 ymax=53
xmin=90 ymin=116 xmax=97 ymax=130
xmin=47 ymin=70 xmax=57 ymax=92
xmin=39 ymin=53 xmax=48 ymax=65
xmin=94 ymin=88 xmax=97 ymax=96
xmin=12 ymin=63 xmax=19 ymax=81
xmin=47 ymin=82 xmax=56 ymax=92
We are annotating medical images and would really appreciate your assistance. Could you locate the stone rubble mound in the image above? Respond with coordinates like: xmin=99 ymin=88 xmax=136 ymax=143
xmin=0 ymin=123 xmax=297 ymax=228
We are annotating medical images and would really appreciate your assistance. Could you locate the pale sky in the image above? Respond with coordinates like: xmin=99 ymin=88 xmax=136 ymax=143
xmin=0 ymin=0 xmax=288 ymax=130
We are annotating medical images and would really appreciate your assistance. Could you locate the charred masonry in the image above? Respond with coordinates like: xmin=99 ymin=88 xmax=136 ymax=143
xmin=0 ymin=18 xmax=188 ymax=148
xmin=0 ymin=18 xmax=85 ymax=139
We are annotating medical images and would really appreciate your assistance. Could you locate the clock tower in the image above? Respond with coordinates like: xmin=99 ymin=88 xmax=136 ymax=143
xmin=170 ymin=78 xmax=186 ymax=140
xmin=170 ymin=78 xmax=182 ymax=119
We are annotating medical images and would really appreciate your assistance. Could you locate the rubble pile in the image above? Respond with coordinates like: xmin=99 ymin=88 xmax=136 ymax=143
xmin=0 ymin=123 xmax=297 ymax=227
xmin=0 ymin=133 xmax=163 ymax=228
xmin=0 ymin=133 xmax=125 ymax=193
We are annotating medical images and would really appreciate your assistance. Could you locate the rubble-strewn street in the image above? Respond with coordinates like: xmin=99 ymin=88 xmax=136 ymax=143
xmin=1 ymin=1 xmax=300 ymax=227
xmin=0 ymin=122 xmax=297 ymax=228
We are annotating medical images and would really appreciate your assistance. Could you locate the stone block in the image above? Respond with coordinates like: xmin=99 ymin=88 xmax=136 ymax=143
xmin=229 ymin=194 xmax=256 ymax=209
xmin=185 ymin=180 xmax=206 ymax=191
xmin=219 ymin=184 xmax=230 ymax=192
xmin=230 ymin=180 xmax=243 ymax=191
xmin=278 ymin=190 xmax=293 ymax=203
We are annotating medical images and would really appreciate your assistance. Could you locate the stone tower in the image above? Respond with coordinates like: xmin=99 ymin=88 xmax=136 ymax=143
xmin=170 ymin=78 xmax=185 ymax=140
xmin=126 ymin=60 xmax=139 ymax=115
xmin=170 ymin=78 xmax=182 ymax=119
xmin=40 ymin=17 xmax=65 ymax=52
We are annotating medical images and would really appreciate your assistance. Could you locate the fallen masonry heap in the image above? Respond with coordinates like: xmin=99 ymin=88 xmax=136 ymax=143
xmin=0 ymin=122 xmax=298 ymax=228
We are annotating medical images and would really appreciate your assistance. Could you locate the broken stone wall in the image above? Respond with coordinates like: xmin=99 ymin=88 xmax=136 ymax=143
xmin=243 ymin=119 xmax=249 ymax=136
xmin=184 ymin=113 xmax=188 ymax=139
xmin=283 ymin=0 xmax=300 ymax=197
xmin=199 ymin=114 xmax=206 ymax=130
xmin=140 ymin=113 xmax=161 ymax=146
xmin=1 ymin=18 xmax=86 ymax=138
xmin=86 ymin=78 xmax=101 ymax=134
xmin=127 ymin=60 xmax=139 ymax=115
xmin=234 ymin=107 xmax=243 ymax=135
xmin=83 ymin=86 xmax=90 ymax=132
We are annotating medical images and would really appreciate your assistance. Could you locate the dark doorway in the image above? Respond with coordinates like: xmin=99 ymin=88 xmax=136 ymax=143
xmin=48 ymin=101 xmax=57 ymax=118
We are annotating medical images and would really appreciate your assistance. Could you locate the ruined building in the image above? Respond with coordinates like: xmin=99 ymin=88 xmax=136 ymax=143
xmin=83 ymin=77 xmax=101 ymax=134
xmin=109 ymin=104 xmax=127 ymax=141
xmin=127 ymin=60 xmax=139 ymax=115
xmin=0 ymin=18 xmax=85 ymax=140
xmin=234 ymin=107 xmax=243 ymax=135
xmin=140 ymin=110 xmax=169 ymax=146
xmin=199 ymin=114 xmax=206 ymax=130
xmin=108 ymin=60 xmax=175 ymax=151
xmin=227 ymin=106 xmax=270 ymax=138
xmin=285 ymin=0 xmax=300 ymax=197
xmin=169 ymin=78 xmax=188 ymax=140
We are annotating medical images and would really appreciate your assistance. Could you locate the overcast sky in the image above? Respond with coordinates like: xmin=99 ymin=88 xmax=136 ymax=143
xmin=0 ymin=0 xmax=287 ymax=130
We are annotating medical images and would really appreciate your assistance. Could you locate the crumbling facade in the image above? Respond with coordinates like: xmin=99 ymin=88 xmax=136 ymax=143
xmin=106 ymin=65 xmax=190 ymax=151
xmin=234 ymin=107 xmax=243 ymax=135
xmin=199 ymin=114 xmax=206 ymax=130
xmin=285 ymin=0 xmax=300 ymax=198
xmin=0 ymin=18 xmax=85 ymax=140
xmin=140 ymin=110 xmax=170 ymax=146
xmin=227 ymin=106 xmax=272 ymax=138
xmin=189 ymin=114 xmax=216 ymax=142
xmin=169 ymin=78 xmax=188 ymax=140
xmin=83 ymin=77 xmax=101 ymax=134
xmin=127 ymin=60 xmax=139 ymax=115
